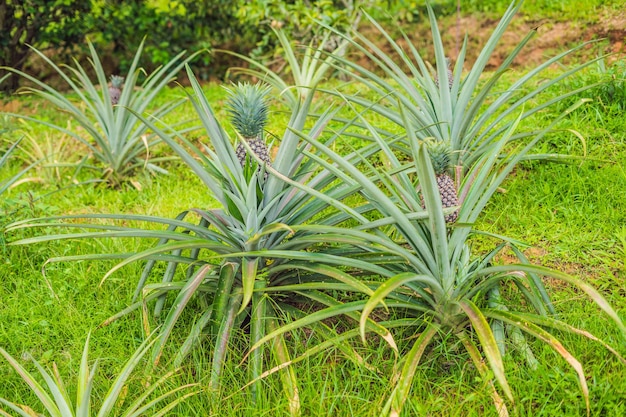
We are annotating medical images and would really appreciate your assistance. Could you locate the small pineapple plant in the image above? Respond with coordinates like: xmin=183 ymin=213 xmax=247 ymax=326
xmin=109 ymin=75 xmax=124 ymax=105
xmin=224 ymin=82 xmax=272 ymax=171
xmin=422 ymin=139 xmax=459 ymax=223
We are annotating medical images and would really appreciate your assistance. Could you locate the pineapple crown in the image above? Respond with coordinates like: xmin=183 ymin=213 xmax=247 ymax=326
xmin=110 ymin=75 xmax=124 ymax=88
xmin=224 ymin=82 xmax=271 ymax=139
xmin=423 ymin=138 xmax=453 ymax=175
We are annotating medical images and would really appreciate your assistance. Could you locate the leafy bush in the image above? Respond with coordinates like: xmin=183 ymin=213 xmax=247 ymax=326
xmin=0 ymin=332 xmax=198 ymax=417
xmin=89 ymin=0 xmax=244 ymax=79
xmin=252 ymin=105 xmax=626 ymax=416
xmin=0 ymin=0 xmax=92 ymax=94
xmin=1 ymin=40 xmax=201 ymax=187
xmin=6 ymin=62 xmax=387 ymax=414
xmin=324 ymin=0 xmax=601 ymax=178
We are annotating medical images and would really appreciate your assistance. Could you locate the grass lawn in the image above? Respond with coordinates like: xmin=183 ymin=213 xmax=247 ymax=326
xmin=1 ymin=5 xmax=625 ymax=417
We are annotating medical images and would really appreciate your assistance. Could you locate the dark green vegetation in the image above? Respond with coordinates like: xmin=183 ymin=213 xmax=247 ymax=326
xmin=1 ymin=1 xmax=625 ymax=416
xmin=0 ymin=0 xmax=241 ymax=94
xmin=3 ymin=0 xmax=625 ymax=94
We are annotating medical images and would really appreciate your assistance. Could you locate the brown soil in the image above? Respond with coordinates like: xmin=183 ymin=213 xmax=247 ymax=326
xmin=357 ymin=10 xmax=625 ymax=72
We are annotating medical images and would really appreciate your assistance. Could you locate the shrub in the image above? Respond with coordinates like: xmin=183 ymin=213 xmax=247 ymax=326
xmin=0 ymin=332 xmax=198 ymax=417
xmin=1 ymin=40 xmax=201 ymax=187
xmin=0 ymin=0 xmax=92 ymax=94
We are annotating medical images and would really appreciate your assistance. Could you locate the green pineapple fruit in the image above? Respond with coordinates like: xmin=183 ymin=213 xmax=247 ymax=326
xmin=224 ymin=82 xmax=272 ymax=171
xmin=109 ymin=75 xmax=124 ymax=105
xmin=423 ymin=139 xmax=459 ymax=223
xmin=434 ymin=58 xmax=453 ymax=89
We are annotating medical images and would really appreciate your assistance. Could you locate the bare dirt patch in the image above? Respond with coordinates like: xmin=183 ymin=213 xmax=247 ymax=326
xmin=356 ymin=10 xmax=625 ymax=72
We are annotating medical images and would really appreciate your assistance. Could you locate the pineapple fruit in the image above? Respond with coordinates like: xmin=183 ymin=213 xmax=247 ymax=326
xmin=423 ymin=139 xmax=459 ymax=223
xmin=224 ymin=82 xmax=272 ymax=171
xmin=109 ymin=75 xmax=124 ymax=105
xmin=434 ymin=57 xmax=453 ymax=89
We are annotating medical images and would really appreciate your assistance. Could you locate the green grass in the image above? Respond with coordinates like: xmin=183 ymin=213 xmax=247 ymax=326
xmin=1 ymin=55 xmax=626 ymax=416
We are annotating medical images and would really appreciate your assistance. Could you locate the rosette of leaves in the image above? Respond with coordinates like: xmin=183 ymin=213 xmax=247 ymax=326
xmin=0 ymin=332 xmax=198 ymax=417
xmin=318 ymin=0 xmax=601 ymax=177
xmin=6 ymin=67 xmax=393 ymax=415
xmin=1 ymin=39 xmax=201 ymax=187
xmin=246 ymin=105 xmax=626 ymax=417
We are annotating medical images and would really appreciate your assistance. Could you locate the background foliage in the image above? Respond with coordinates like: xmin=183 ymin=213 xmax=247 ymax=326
xmin=1 ymin=0 xmax=624 ymax=94
xmin=0 ymin=0 xmax=92 ymax=93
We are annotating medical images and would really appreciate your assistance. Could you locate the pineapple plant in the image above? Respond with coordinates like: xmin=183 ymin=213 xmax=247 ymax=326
xmin=109 ymin=75 xmax=124 ymax=105
xmin=434 ymin=57 xmax=454 ymax=89
xmin=422 ymin=139 xmax=459 ymax=223
xmin=224 ymin=82 xmax=272 ymax=172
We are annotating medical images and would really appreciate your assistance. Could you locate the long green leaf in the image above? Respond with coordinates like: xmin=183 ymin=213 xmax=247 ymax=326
xmin=483 ymin=309 xmax=590 ymax=415
xmin=96 ymin=334 xmax=160 ymax=417
xmin=249 ymin=280 xmax=267 ymax=403
xmin=457 ymin=299 xmax=513 ymax=402
xmin=456 ymin=330 xmax=509 ymax=417
xmin=485 ymin=309 xmax=626 ymax=365
xmin=209 ymin=291 xmax=243 ymax=392
xmin=0 ymin=399 xmax=38 ymax=417
xmin=239 ymin=257 xmax=260 ymax=315
xmin=0 ymin=349 xmax=63 ymax=417
xmin=76 ymin=333 xmax=95 ymax=417
xmin=389 ymin=325 xmax=438 ymax=417
xmin=151 ymin=264 xmax=214 ymax=366
xmin=414 ymin=140 xmax=451 ymax=288
xmin=479 ymin=264 xmax=626 ymax=337
xmin=267 ymin=316 xmax=301 ymax=417
xmin=127 ymin=381 xmax=191 ymax=416
xmin=244 ymin=301 xmax=369 ymax=363
xmin=210 ymin=262 xmax=239 ymax=336
xmin=360 ymin=273 xmax=441 ymax=342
